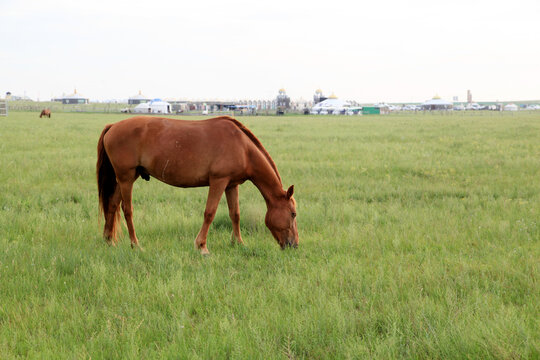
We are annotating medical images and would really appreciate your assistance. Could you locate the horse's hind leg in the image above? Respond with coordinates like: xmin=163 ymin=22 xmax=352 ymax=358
xmin=225 ymin=185 xmax=243 ymax=245
xmin=103 ymin=186 xmax=121 ymax=244
xmin=118 ymin=171 xmax=140 ymax=249
xmin=195 ymin=178 xmax=229 ymax=255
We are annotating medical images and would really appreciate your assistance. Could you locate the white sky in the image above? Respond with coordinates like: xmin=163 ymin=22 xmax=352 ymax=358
xmin=1 ymin=0 xmax=539 ymax=103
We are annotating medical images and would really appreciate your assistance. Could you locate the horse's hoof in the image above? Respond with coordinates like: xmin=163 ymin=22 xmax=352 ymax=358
xmin=230 ymin=235 xmax=244 ymax=246
xmin=200 ymin=247 xmax=210 ymax=256
xmin=131 ymin=243 xmax=144 ymax=251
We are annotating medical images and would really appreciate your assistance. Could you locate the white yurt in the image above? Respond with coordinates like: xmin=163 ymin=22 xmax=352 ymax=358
xmin=133 ymin=99 xmax=171 ymax=114
xmin=133 ymin=102 xmax=151 ymax=113
xmin=504 ymin=103 xmax=518 ymax=111
xmin=128 ymin=90 xmax=151 ymax=105
xmin=311 ymin=93 xmax=351 ymax=114
xmin=421 ymin=95 xmax=453 ymax=110
xmin=148 ymin=99 xmax=171 ymax=113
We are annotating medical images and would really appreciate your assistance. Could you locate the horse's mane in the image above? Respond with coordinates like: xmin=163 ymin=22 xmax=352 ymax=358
xmin=220 ymin=116 xmax=282 ymax=185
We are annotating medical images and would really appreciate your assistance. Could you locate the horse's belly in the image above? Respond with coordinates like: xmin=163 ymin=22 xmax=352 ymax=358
xmin=139 ymin=131 xmax=247 ymax=187
xmin=144 ymin=158 xmax=210 ymax=187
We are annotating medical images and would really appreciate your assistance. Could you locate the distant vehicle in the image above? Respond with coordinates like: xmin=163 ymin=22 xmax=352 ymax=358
xmin=403 ymin=104 xmax=420 ymax=111
xmin=120 ymin=108 xmax=131 ymax=113
xmin=466 ymin=103 xmax=486 ymax=110
xmin=453 ymin=104 xmax=465 ymax=111
xmin=346 ymin=107 xmax=363 ymax=115
xmin=526 ymin=104 xmax=540 ymax=110
xmin=319 ymin=109 xmax=328 ymax=115
xmin=310 ymin=109 xmax=319 ymax=115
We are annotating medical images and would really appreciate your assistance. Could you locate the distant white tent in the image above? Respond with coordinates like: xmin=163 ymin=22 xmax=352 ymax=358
xmin=504 ymin=103 xmax=518 ymax=111
xmin=504 ymin=104 xmax=518 ymax=111
xmin=128 ymin=90 xmax=151 ymax=105
xmin=133 ymin=102 xmax=151 ymax=113
xmin=311 ymin=97 xmax=351 ymax=114
xmin=421 ymin=96 xmax=453 ymax=110
xmin=132 ymin=99 xmax=171 ymax=114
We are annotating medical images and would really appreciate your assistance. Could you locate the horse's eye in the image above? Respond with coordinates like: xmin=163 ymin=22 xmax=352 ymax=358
xmin=291 ymin=212 xmax=296 ymax=218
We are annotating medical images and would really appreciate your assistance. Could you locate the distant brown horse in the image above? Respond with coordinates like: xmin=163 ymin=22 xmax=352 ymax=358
xmin=40 ymin=109 xmax=51 ymax=118
xmin=97 ymin=116 xmax=298 ymax=254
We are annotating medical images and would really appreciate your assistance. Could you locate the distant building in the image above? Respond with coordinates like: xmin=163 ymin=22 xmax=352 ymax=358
xmin=5 ymin=92 xmax=33 ymax=101
xmin=421 ymin=95 xmax=453 ymax=110
xmin=504 ymin=103 xmax=518 ymax=111
xmin=311 ymin=93 xmax=351 ymax=114
xmin=291 ymin=98 xmax=312 ymax=111
xmin=362 ymin=103 xmax=389 ymax=115
xmin=128 ymin=90 xmax=151 ymax=105
xmin=132 ymin=99 xmax=171 ymax=114
xmin=313 ymin=89 xmax=327 ymax=104
xmin=276 ymin=88 xmax=291 ymax=109
xmin=53 ymin=89 xmax=89 ymax=104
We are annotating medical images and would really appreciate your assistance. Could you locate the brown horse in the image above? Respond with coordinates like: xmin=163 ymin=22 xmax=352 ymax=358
xmin=40 ymin=109 xmax=51 ymax=118
xmin=97 ymin=116 xmax=298 ymax=254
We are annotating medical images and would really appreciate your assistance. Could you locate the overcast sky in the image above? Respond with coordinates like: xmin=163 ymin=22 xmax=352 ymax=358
xmin=1 ymin=0 xmax=539 ymax=103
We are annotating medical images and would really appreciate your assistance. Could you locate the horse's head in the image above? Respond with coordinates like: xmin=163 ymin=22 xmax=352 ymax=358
xmin=265 ymin=185 xmax=298 ymax=249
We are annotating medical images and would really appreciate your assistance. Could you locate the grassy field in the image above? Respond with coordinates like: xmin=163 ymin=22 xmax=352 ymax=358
xmin=0 ymin=111 xmax=538 ymax=359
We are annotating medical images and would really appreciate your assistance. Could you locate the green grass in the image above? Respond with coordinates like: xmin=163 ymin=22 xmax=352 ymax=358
xmin=0 ymin=111 xmax=538 ymax=359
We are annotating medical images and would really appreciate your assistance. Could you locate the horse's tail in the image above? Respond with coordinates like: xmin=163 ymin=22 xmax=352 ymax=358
xmin=97 ymin=124 xmax=121 ymax=242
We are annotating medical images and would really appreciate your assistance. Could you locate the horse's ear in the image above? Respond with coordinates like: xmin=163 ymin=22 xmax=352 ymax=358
xmin=286 ymin=185 xmax=294 ymax=199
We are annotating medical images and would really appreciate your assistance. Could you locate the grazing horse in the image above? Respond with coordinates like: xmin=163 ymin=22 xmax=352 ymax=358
xmin=40 ymin=109 xmax=51 ymax=118
xmin=97 ymin=116 xmax=298 ymax=254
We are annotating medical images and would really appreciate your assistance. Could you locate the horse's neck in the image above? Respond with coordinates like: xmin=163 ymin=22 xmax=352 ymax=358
xmin=249 ymin=150 xmax=283 ymax=206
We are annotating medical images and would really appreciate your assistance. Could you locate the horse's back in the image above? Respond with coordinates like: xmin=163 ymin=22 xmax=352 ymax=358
xmin=103 ymin=116 xmax=252 ymax=187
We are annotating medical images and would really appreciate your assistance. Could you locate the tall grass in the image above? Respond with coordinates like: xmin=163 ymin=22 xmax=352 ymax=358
xmin=0 ymin=111 xmax=538 ymax=359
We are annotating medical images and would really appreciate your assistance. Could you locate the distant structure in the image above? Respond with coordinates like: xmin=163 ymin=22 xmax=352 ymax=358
xmin=276 ymin=88 xmax=291 ymax=110
xmin=311 ymin=93 xmax=351 ymax=114
xmin=290 ymin=98 xmax=312 ymax=112
xmin=467 ymin=90 xmax=472 ymax=104
xmin=133 ymin=99 xmax=171 ymax=114
xmin=503 ymin=103 xmax=518 ymax=111
xmin=53 ymin=89 xmax=89 ymax=104
xmin=421 ymin=95 xmax=453 ymax=110
xmin=5 ymin=91 xmax=33 ymax=101
xmin=0 ymin=97 xmax=7 ymax=116
xmin=128 ymin=90 xmax=151 ymax=105
xmin=313 ymin=89 xmax=327 ymax=104
xmin=237 ymin=99 xmax=276 ymax=111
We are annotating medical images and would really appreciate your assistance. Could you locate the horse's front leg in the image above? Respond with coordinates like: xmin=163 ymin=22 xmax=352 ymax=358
xmin=225 ymin=185 xmax=243 ymax=245
xmin=118 ymin=170 xmax=141 ymax=249
xmin=195 ymin=178 xmax=229 ymax=255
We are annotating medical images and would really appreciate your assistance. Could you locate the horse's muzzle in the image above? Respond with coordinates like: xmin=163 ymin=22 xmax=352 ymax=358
xmin=280 ymin=238 xmax=298 ymax=249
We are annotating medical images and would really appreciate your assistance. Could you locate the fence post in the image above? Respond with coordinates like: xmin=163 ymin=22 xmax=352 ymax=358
xmin=0 ymin=99 xmax=8 ymax=116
